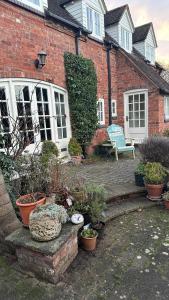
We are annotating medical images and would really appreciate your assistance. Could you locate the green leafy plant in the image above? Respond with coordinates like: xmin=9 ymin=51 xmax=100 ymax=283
xmin=64 ymin=53 xmax=98 ymax=147
xmin=81 ymin=228 xmax=97 ymax=238
xmin=85 ymin=184 xmax=106 ymax=224
xmin=162 ymin=191 xmax=169 ymax=201
xmin=68 ymin=138 xmax=82 ymax=156
xmin=144 ymin=162 xmax=166 ymax=185
xmin=135 ymin=162 xmax=145 ymax=175
xmin=41 ymin=140 xmax=59 ymax=166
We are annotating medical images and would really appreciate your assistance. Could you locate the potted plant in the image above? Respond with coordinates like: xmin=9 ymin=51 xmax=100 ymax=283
xmin=81 ymin=228 xmax=98 ymax=251
xmin=162 ymin=191 xmax=169 ymax=209
xmin=68 ymin=138 xmax=82 ymax=165
xmin=144 ymin=162 xmax=166 ymax=201
xmin=85 ymin=184 xmax=106 ymax=235
xmin=134 ymin=162 xmax=145 ymax=187
xmin=16 ymin=192 xmax=46 ymax=226
xmin=70 ymin=176 xmax=86 ymax=203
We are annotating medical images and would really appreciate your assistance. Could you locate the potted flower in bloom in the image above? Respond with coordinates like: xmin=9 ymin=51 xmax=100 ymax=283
xmin=81 ymin=228 xmax=98 ymax=251
xmin=68 ymin=138 xmax=82 ymax=165
xmin=144 ymin=162 xmax=166 ymax=201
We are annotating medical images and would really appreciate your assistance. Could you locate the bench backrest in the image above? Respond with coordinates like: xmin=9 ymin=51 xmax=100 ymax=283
xmin=107 ymin=124 xmax=126 ymax=148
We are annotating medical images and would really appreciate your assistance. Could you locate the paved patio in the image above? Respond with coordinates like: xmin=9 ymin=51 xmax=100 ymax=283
xmin=1 ymin=207 xmax=169 ymax=300
xmin=77 ymin=157 xmax=145 ymax=199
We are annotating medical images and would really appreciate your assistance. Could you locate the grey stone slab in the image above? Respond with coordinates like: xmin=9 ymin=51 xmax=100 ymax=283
xmin=6 ymin=223 xmax=82 ymax=256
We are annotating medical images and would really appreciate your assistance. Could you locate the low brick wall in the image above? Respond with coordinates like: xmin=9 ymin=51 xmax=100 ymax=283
xmin=6 ymin=224 xmax=82 ymax=283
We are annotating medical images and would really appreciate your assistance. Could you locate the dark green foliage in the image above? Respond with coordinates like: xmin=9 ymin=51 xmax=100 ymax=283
xmin=144 ymin=162 xmax=166 ymax=184
xmin=81 ymin=228 xmax=97 ymax=238
xmin=139 ymin=137 xmax=169 ymax=168
xmin=68 ymin=138 xmax=82 ymax=156
xmin=135 ymin=162 xmax=145 ymax=175
xmin=64 ymin=52 xmax=98 ymax=145
xmin=0 ymin=153 xmax=16 ymax=203
xmin=41 ymin=140 xmax=59 ymax=166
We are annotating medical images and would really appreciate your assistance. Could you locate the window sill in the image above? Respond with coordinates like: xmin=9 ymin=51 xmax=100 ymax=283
xmin=112 ymin=116 xmax=117 ymax=120
xmin=7 ymin=0 xmax=45 ymax=16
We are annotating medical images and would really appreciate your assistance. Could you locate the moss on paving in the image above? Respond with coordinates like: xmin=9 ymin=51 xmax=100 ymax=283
xmin=1 ymin=207 xmax=169 ymax=299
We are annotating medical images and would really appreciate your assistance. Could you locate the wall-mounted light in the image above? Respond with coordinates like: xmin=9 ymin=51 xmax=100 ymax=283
xmin=35 ymin=50 xmax=47 ymax=69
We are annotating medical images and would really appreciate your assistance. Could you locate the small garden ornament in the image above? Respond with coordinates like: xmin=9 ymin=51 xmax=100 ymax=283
xmin=29 ymin=203 xmax=68 ymax=241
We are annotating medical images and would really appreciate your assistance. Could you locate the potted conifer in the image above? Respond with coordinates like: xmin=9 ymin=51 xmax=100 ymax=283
xmin=144 ymin=162 xmax=166 ymax=201
xmin=68 ymin=138 xmax=82 ymax=165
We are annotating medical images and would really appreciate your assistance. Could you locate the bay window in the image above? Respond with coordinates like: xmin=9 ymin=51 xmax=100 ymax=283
xmin=0 ymin=79 xmax=71 ymax=154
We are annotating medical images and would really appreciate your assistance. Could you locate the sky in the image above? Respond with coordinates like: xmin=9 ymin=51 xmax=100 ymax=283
xmin=105 ymin=0 xmax=169 ymax=65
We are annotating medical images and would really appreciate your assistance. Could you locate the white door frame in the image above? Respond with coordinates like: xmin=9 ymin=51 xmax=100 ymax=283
xmin=124 ymin=89 xmax=149 ymax=143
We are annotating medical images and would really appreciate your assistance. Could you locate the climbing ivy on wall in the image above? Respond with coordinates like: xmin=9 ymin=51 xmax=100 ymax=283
xmin=64 ymin=52 xmax=98 ymax=146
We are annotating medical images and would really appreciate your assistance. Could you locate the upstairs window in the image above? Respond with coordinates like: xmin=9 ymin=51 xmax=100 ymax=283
xmin=164 ymin=97 xmax=169 ymax=121
xmin=97 ymin=99 xmax=105 ymax=125
xmin=146 ymin=44 xmax=154 ymax=64
xmin=20 ymin=0 xmax=43 ymax=11
xmin=121 ymin=27 xmax=130 ymax=51
xmin=86 ymin=6 xmax=101 ymax=38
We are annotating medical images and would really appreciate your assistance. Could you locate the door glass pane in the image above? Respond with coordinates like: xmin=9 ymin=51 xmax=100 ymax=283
xmin=129 ymin=120 xmax=134 ymax=128
xmin=134 ymin=112 xmax=139 ymax=119
xmin=140 ymin=102 xmax=145 ymax=110
xmin=135 ymin=120 xmax=139 ymax=127
xmin=140 ymin=111 xmax=145 ymax=119
xmin=140 ymin=94 xmax=145 ymax=102
xmin=134 ymin=102 xmax=139 ymax=111
xmin=55 ymin=91 xmax=67 ymax=140
xmin=140 ymin=120 xmax=145 ymax=127
xmin=35 ymin=87 xmax=51 ymax=142
xmin=129 ymin=95 xmax=133 ymax=103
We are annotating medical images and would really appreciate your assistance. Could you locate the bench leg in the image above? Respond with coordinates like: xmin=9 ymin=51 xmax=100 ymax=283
xmin=133 ymin=150 xmax=135 ymax=160
xmin=115 ymin=149 xmax=118 ymax=161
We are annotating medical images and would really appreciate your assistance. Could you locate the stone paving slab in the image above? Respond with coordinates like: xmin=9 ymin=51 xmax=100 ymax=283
xmin=102 ymin=197 xmax=158 ymax=223
xmin=77 ymin=158 xmax=144 ymax=199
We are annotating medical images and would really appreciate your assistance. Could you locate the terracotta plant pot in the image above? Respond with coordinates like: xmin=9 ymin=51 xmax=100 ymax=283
xmin=16 ymin=193 xmax=46 ymax=227
xmin=146 ymin=184 xmax=164 ymax=201
xmin=81 ymin=232 xmax=98 ymax=251
xmin=71 ymin=156 xmax=82 ymax=165
xmin=164 ymin=200 xmax=169 ymax=210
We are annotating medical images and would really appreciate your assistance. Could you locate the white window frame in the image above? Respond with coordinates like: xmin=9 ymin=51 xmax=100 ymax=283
xmin=164 ymin=96 xmax=169 ymax=121
xmin=121 ymin=27 xmax=130 ymax=52
xmin=112 ymin=100 xmax=117 ymax=118
xmin=0 ymin=79 xmax=71 ymax=155
xmin=97 ymin=98 xmax=105 ymax=125
xmin=19 ymin=0 xmax=44 ymax=12
xmin=86 ymin=5 xmax=101 ymax=39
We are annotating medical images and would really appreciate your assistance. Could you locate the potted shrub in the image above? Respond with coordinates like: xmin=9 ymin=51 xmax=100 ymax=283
xmin=85 ymin=184 xmax=106 ymax=235
xmin=81 ymin=228 xmax=98 ymax=251
xmin=41 ymin=140 xmax=59 ymax=167
xmin=144 ymin=162 xmax=166 ymax=201
xmin=134 ymin=162 xmax=145 ymax=187
xmin=16 ymin=192 xmax=46 ymax=226
xmin=70 ymin=176 xmax=86 ymax=203
xmin=162 ymin=191 xmax=169 ymax=209
xmin=68 ymin=138 xmax=82 ymax=165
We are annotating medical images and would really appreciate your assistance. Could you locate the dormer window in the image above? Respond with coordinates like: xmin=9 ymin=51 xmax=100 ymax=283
xmin=146 ymin=44 xmax=155 ymax=64
xmin=20 ymin=0 xmax=44 ymax=11
xmin=121 ymin=27 xmax=130 ymax=52
xmin=86 ymin=6 xmax=101 ymax=38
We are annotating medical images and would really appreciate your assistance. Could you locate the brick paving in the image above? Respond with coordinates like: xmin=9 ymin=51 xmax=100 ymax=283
xmin=77 ymin=158 xmax=145 ymax=199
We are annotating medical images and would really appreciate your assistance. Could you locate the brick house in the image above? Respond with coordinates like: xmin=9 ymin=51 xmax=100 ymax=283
xmin=0 ymin=0 xmax=169 ymax=155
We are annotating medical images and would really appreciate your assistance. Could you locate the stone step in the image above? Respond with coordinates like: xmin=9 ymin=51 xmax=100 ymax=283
xmin=102 ymin=197 xmax=159 ymax=223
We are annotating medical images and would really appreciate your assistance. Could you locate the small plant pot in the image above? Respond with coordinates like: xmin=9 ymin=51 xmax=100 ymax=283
xmin=164 ymin=200 xmax=169 ymax=210
xmin=16 ymin=193 xmax=46 ymax=227
xmin=71 ymin=191 xmax=85 ymax=203
xmin=145 ymin=184 xmax=164 ymax=201
xmin=134 ymin=173 xmax=145 ymax=187
xmin=71 ymin=156 xmax=82 ymax=165
xmin=81 ymin=232 xmax=98 ymax=251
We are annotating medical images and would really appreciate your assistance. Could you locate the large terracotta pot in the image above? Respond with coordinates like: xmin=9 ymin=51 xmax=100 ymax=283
xmin=81 ymin=232 xmax=98 ymax=251
xmin=16 ymin=193 xmax=46 ymax=227
xmin=71 ymin=156 xmax=82 ymax=165
xmin=146 ymin=184 xmax=164 ymax=201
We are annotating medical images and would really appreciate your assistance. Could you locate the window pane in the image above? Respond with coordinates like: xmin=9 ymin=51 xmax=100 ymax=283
xmin=40 ymin=130 xmax=46 ymax=141
xmin=95 ymin=12 xmax=101 ymax=36
xmin=140 ymin=120 xmax=145 ymax=127
xmin=36 ymin=87 xmax=42 ymax=102
xmin=58 ymin=128 xmax=62 ymax=139
xmin=135 ymin=120 xmax=139 ymax=127
xmin=60 ymin=94 xmax=64 ymax=103
xmin=0 ymin=102 xmax=8 ymax=116
xmin=42 ymin=89 xmax=48 ymax=102
xmin=87 ymin=7 xmax=93 ymax=32
xmin=63 ymin=128 xmax=67 ymax=138
xmin=47 ymin=130 xmax=51 ymax=140
xmin=0 ymin=88 xmax=6 ymax=100
xmin=55 ymin=92 xmax=59 ymax=102
xmin=129 ymin=120 xmax=134 ymax=128
xmin=45 ymin=117 xmax=50 ymax=128
xmin=23 ymin=86 xmax=30 ymax=102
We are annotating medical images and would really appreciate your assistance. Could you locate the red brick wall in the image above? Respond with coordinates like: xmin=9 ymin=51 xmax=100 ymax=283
xmin=115 ymin=51 xmax=166 ymax=136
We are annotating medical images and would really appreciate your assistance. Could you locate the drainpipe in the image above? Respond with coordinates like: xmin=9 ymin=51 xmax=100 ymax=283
xmin=75 ymin=29 xmax=82 ymax=55
xmin=107 ymin=44 xmax=113 ymax=126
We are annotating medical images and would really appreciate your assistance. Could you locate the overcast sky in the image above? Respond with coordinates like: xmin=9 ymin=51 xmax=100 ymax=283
xmin=105 ymin=0 xmax=169 ymax=64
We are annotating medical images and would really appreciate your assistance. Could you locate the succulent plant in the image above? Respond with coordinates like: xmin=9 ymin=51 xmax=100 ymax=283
xmin=30 ymin=203 xmax=68 ymax=224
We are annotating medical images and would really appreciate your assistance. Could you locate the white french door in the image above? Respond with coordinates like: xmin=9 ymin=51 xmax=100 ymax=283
xmin=0 ymin=79 xmax=71 ymax=155
xmin=124 ymin=90 xmax=148 ymax=143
